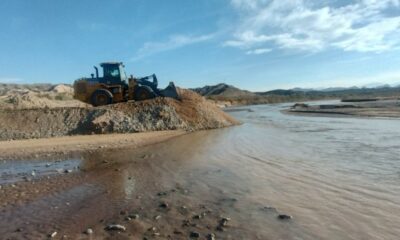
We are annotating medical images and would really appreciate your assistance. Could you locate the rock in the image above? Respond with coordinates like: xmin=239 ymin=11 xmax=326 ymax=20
xmin=105 ymin=224 xmax=126 ymax=231
xmin=262 ymin=206 xmax=277 ymax=211
xmin=278 ymin=214 xmax=292 ymax=220
xmin=173 ymin=229 xmax=183 ymax=235
xmin=46 ymin=163 xmax=51 ymax=167
xmin=125 ymin=216 xmax=132 ymax=221
xmin=159 ymin=202 xmax=169 ymax=208
xmin=23 ymin=176 xmax=32 ymax=182
xmin=190 ymin=231 xmax=200 ymax=238
xmin=157 ymin=191 xmax=167 ymax=196
xmin=207 ymin=233 xmax=216 ymax=240
xmin=120 ymin=210 xmax=127 ymax=215
xmin=292 ymin=103 xmax=309 ymax=109
xmin=49 ymin=231 xmax=57 ymax=238
xmin=129 ymin=214 xmax=139 ymax=219
xmin=154 ymin=215 xmax=161 ymax=220
xmin=219 ymin=217 xmax=230 ymax=226
xmin=64 ymin=169 xmax=72 ymax=173
xmin=85 ymin=228 xmax=93 ymax=235
xmin=193 ymin=214 xmax=202 ymax=219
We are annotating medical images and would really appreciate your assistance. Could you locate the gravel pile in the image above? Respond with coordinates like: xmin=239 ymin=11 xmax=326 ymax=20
xmin=0 ymin=89 xmax=238 ymax=141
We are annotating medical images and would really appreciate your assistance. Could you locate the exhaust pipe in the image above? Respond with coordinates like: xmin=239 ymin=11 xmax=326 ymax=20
xmin=93 ymin=66 xmax=99 ymax=78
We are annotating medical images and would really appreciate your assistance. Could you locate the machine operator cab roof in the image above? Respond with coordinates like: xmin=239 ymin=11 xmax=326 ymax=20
xmin=99 ymin=62 xmax=128 ymax=86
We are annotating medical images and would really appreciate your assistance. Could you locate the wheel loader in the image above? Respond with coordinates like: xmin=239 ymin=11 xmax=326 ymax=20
xmin=73 ymin=62 xmax=179 ymax=106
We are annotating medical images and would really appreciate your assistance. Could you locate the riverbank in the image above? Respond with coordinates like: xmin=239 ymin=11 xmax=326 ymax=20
xmin=286 ymin=99 xmax=400 ymax=118
xmin=0 ymin=130 xmax=185 ymax=160
xmin=0 ymin=128 xmax=300 ymax=240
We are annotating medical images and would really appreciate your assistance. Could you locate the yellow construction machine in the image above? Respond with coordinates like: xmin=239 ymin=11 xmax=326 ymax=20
xmin=73 ymin=62 xmax=179 ymax=106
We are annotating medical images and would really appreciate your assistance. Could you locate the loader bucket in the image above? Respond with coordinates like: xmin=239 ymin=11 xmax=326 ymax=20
xmin=160 ymin=82 xmax=180 ymax=100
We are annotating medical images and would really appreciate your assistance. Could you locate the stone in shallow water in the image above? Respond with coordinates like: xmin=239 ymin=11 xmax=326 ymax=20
xmin=159 ymin=202 xmax=169 ymax=208
xmin=129 ymin=214 xmax=139 ymax=219
xmin=105 ymin=224 xmax=126 ymax=231
xmin=190 ymin=231 xmax=200 ymax=238
xmin=207 ymin=233 xmax=216 ymax=240
xmin=220 ymin=217 xmax=230 ymax=226
xmin=49 ymin=231 xmax=57 ymax=238
xmin=278 ymin=214 xmax=292 ymax=220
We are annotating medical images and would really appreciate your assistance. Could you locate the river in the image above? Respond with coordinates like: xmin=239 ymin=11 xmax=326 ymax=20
xmin=1 ymin=101 xmax=400 ymax=239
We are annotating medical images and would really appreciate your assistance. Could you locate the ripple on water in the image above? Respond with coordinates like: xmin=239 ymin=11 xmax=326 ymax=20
xmin=0 ymin=159 xmax=81 ymax=184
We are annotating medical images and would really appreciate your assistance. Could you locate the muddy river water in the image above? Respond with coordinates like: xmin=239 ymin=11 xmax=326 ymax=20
xmin=1 ymin=102 xmax=400 ymax=239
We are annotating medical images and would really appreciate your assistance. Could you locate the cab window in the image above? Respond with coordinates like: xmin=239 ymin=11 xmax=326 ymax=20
xmin=104 ymin=66 xmax=120 ymax=78
xmin=119 ymin=66 xmax=127 ymax=81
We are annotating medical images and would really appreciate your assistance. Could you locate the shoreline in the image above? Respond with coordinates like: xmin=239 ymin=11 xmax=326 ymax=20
xmin=286 ymin=109 xmax=400 ymax=119
xmin=285 ymin=99 xmax=400 ymax=119
xmin=0 ymin=130 xmax=186 ymax=160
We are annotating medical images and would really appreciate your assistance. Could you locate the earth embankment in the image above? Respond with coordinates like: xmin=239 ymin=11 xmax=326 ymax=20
xmin=0 ymin=88 xmax=238 ymax=141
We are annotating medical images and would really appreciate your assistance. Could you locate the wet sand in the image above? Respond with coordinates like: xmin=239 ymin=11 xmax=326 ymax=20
xmin=0 ymin=131 xmax=185 ymax=160
xmin=0 ymin=130 xmax=301 ymax=240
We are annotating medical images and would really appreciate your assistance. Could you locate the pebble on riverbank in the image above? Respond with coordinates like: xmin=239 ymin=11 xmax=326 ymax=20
xmin=105 ymin=224 xmax=126 ymax=231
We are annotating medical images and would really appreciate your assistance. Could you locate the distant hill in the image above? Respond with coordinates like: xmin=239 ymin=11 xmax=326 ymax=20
xmin=193 ymin=83 xmax=400 ymax=106
xmin=191 ymin=83 xmax=256 ymax=98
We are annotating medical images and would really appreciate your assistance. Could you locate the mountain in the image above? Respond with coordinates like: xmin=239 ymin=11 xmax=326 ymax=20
xmin=191 ymin=83 xmax=256 ymax=98
xmin=193 ymin=83 xmax=400 ymax=106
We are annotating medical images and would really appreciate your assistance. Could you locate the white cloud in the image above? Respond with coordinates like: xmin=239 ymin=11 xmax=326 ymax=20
xmin=226 ymin=0 xmax=400 ymax=53
xmin=246 ymin=48 xmax=272 ymax=55
xmin=132 ymin=34 xmax=214 ymax=60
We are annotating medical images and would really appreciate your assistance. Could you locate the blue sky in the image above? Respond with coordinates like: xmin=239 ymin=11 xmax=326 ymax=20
xmin=1 ymin=0 xmax=400 ymax=91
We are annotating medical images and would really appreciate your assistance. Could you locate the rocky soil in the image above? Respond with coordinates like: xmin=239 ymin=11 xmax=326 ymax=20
xmin=0 ymin=83 xmax=87 ymax=109
xmin=0 ymin=86 xmax=238 ymax=141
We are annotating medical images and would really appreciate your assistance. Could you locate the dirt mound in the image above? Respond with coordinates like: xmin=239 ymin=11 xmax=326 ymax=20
xmin=50 ymin=84 xmax=74 ymax=94
xmin=0 ymin=89 xmax=238 ymax=141
xmin=0 ymin=86 xmax=87 ymax=109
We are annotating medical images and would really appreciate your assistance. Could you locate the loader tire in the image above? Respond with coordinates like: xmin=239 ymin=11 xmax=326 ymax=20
xmin=91 ymin=89 xmax=113 ymax=106
xmin=134 ymin=87 xmax=155 ymax=101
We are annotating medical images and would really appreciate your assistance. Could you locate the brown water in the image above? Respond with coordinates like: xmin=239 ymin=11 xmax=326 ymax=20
xmin=1 ymin=101 xmax=400 ymax=239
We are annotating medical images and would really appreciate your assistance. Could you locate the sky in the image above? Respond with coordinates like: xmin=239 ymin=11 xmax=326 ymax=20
xmin=0 ymin=0 xmax=400 ymax=91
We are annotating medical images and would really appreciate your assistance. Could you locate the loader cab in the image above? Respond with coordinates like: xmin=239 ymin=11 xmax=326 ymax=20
xmin=100 ymin=62 xmax=128 ymax=86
